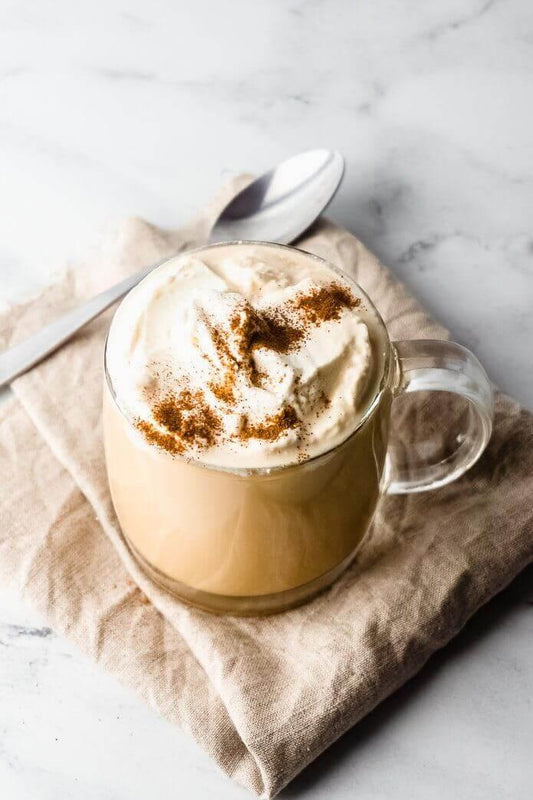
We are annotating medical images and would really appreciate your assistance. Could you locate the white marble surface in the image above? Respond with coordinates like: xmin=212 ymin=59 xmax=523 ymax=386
xmin=0 ymin=1 xmax=532 ymax=798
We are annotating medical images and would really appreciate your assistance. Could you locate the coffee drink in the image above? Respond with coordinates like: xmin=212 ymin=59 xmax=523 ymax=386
xmin=104 ymin=243 xmax=391 ymax=613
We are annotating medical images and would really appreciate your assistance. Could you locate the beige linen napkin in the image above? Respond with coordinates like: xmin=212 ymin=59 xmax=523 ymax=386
xmin=0 ymin=179 xmax=532 ymax=798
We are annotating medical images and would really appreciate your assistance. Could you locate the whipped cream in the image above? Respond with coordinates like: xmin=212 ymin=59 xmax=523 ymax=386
xmin=106 ymin=243 xmax=377 ymax=469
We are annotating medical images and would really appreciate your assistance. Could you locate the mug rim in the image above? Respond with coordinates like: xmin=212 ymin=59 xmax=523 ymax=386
xmin=104 ymin=240 xmax=393 ymax=477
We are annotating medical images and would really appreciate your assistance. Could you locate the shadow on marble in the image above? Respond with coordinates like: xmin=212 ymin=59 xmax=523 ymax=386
xmin=282 ymin=563 xmax=533 ymax=797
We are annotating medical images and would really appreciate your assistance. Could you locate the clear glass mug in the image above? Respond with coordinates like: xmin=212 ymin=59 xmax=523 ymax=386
xmin=103 ymin=242 xmax=494 ymax=615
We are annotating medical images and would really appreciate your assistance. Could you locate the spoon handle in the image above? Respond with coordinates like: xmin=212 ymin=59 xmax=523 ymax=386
xmin=0 ymin=262 xmax=161 ymax=389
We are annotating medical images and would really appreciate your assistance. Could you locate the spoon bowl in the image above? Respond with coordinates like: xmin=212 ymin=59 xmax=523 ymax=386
xmin=210 ymin=149 xmax=344 ymax=244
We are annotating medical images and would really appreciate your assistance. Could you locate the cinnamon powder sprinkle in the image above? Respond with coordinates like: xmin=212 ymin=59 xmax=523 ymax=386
xmin=239 ymin=405 xmax=301 ymax=442
xmin=208 ymin=377 xmax=235 ymax=404
xmin=135 ymin=419 xmax=186 ymax=455
xmin=205 ymin=304 xmax=305 ymax=392
xmin=136 ymin=389 xmax=222 ymax=455
xmin=293 ymin=283 xmax=359 ymax=324
xmin=230 ymin=307 xmax=303 ymax=358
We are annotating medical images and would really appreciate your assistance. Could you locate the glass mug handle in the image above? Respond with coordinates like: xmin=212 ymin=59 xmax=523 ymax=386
xmin=387 ymin=340 xmax=494 ymax=494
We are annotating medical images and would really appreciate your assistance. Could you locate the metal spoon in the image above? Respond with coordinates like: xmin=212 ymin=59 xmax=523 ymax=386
xmin=0 ymin=149 xmax=344 ymax=388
